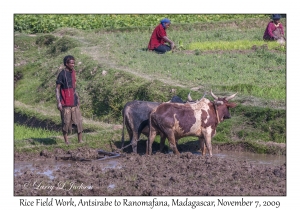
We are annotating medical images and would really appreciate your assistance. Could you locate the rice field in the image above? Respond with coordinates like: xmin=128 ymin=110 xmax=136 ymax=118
xmin=187 ymin=40 xmax=285 ymax=51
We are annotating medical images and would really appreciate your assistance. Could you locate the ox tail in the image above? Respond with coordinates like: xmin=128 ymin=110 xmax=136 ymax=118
xmin=121 ymin=109 xmax=125 ymax=149
xmin=147 ymin=111 xmax=153 ymax=155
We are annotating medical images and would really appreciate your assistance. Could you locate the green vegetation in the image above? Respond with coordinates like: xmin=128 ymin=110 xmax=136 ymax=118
xmin=14 ymin=122 xmax=121 ymax=153
xmin=14 ymin=14 xmax=269 ymax=33
xmin=187 ymin=40 xmax=285 ymax=51
xmin=14 ymin=15 xmax=286 ymax=154
xmin=14 ymin=123 xmax=61 ymax=141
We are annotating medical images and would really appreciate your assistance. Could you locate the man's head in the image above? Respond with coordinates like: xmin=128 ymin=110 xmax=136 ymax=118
xmin=160 ymin=18 xmax=171 ymax=29
xmin=63 ymin=55 xmax=75 ymax=66
xmin=63 ymin=55 xmax=75 ymax=70
xmin=272 ymin=14 xmax=281 ymax=24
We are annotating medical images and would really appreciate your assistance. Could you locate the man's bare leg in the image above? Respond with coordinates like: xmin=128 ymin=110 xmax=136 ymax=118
xmin=63 ymin=130 xmax=69 ymax=144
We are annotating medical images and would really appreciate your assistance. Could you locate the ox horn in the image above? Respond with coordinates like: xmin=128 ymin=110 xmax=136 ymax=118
xmin=225 ymin=92 xmax=238 ymax=101
xmin=210 ymin=90 xmax=218 ymax=100
xmin=200 ymin=91 xmax=207 ymax=100
xmin=187 ymin=92 xmax=193 ymax=101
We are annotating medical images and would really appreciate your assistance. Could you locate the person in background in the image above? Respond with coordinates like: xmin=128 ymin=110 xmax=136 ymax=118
xmin=263 ymin=14 xmax=285 ymax=41
xmin=55 ymin=55 xmax=83 ymax=144
xmin=148 ymin=18 xmax=175 ymax=54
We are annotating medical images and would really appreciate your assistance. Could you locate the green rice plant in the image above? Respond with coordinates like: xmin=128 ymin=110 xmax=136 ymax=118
xmin=187 ymin=40 xmax=285 ymax=51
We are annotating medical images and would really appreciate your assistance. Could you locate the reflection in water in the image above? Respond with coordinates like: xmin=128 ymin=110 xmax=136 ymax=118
xmin=100 ymin=160 xmax=122 ymax=171
xmin=108 ymin=184 xmax=115 ymax=189
xmin=14 ymin=160 xmax=68 ymax=180
xmin=194 ymin=150 xmax=286 ymax=166
xmin=14 ymin=159 xmax=122 ymax=180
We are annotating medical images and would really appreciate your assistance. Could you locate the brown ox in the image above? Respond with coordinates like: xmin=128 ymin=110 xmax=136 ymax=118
xmin=121 ymin=94 xmax=194 ymax=153
xmin=146 ymin=90 xmax=237 ymax=157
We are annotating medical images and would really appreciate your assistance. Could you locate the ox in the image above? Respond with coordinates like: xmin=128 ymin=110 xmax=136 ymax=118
xmin=146 ymin=90 xmax=237 ymax=157
xmin=121 ymin=94 xmax=193 ymax=153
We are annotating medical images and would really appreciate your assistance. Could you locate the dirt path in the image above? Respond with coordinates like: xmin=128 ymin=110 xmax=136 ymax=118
xmin=81 ymin=46 xmax=186 ymax=88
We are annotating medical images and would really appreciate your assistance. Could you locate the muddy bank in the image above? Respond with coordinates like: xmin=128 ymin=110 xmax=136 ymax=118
xmin=14 ymin=147 xmax=286 ymax=196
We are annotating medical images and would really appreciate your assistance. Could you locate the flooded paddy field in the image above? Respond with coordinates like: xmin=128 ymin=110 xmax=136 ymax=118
xmin=14 ymin=147 xmax=286 ymax=196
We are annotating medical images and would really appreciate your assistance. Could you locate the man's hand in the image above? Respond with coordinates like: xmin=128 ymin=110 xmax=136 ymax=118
xmin=57 ymin=102 xmax=62 ymax=111
xmin=171 ymin=42 xmax=175 ymax=50
xmin=75 ymin=91 xmax=80 ymax=107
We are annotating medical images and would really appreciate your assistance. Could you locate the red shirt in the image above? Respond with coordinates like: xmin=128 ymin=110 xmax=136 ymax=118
xmin=56 ymin=69 xmax=78 ymax=107
xmin=263 ymin=21 xmax=284 ymax=40
xmin=148 ymin=24 xmax=167 ymax=50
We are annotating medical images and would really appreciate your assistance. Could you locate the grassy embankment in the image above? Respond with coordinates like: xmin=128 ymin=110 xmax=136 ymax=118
xmin=14 ymin=16 xmax=286 ymax=155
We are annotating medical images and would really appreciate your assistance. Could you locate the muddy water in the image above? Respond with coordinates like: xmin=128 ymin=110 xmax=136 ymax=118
xmin=14 ymin=150 xmax=286 ymax=196
xmin=14 ymin=160 xmax=69 ymax=179
xmin=14 ymin=151 xmax=285 ymax=180
xmin=195 ymin=150 xmax=286 ymax=166
xmin=14 ymin=159 xmax=122 ymax=180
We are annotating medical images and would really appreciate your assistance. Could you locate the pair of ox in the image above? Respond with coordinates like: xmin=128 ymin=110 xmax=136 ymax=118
xmin=121 ymin=94 xmax=194 ymax=153
xmin=122 ymin=91 xmax=237 ymax=157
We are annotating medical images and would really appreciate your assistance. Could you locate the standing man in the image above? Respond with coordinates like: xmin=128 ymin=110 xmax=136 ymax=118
xmin=56 ymin=55 xmax=83 ymax=144
xmin=148 ymin=18 xmax=175 ymax=54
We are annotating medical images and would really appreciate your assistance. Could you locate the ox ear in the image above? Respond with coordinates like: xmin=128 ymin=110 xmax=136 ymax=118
xmin=227 ymin=102 xmax=237 ymax=108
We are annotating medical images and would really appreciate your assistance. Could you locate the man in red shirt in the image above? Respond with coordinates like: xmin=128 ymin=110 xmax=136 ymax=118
xmin=56 ymin=55 xmax=83 ymax=144
xmin=263 ymin=14 xmax=285 ymax=41
xmin=148 ymin=18 xmax=175 ymax=54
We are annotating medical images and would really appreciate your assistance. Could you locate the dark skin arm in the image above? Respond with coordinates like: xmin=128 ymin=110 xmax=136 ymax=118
xmin=75 ymin=91 xmax=80 ymax=107
xmin=163 ymin=36 xmax=175 ymax=50
xmin=55 ymin=84 xmax=62 ymax=111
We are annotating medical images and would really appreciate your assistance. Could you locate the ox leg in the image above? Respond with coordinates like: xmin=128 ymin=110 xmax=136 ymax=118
xmin=199 ymin=136 xmax=206 ymax=156
xmin=123 ymin=127 xmax=133 ymax=150
xmin=146 ymin=129 xmax=157 ymax=155
xmin=159 ymin=134 xmax=166 ymax=153
xmin=203 ymin=135 xmax=213 ymax=157
xmin=168 ymin=134 xmax=180 ymax=156
xmin=131 ymin=133 xmax=139 ymax=154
